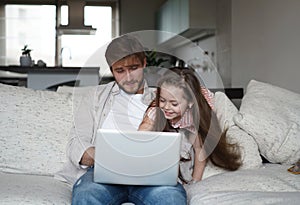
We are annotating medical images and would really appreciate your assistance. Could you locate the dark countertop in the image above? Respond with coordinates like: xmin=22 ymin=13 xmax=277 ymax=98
xmin=0 ymin=66 xmax=99 ymax=74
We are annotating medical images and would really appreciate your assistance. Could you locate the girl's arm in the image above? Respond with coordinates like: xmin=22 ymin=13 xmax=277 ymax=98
xmin=138 ymin=106 xmax=157 ymax=131
xmin=191 ymin=135 xmax=207 ymax=182
xmin=138 ymin=114 xmax=155 ymax=131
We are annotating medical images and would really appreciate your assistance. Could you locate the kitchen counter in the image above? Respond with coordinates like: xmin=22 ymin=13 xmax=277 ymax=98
xmin=0 ymin=66 xmax=96 ymax=74
xmin=0 ymin=66 xmax=100 ymax=90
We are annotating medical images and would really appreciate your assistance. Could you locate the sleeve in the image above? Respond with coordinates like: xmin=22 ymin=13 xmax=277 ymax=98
xmin=138 ymin=107 xmax=157 ymax=131
xmin=66 ymin=89 xmax=97 ymax=169
xmin=146 ymin=106 xmax=157 ymax=121
xmin=200 ymin=86 xmax=215 ymax=109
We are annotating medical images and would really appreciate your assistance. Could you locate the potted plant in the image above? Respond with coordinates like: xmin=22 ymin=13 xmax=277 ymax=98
xmin=144 ymin=49 xmax=169 ymax=86
xmin=145 ymin=50 xmax=168 ymax=68
xmin=20 ymin=45 xmax=33 ymax=66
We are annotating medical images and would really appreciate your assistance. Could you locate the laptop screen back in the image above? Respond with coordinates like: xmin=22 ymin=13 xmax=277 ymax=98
xmin=94 ymin=129 xmax=182 ymax=186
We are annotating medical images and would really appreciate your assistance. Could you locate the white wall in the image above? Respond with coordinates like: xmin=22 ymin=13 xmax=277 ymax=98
xmin=172 ymin=36 xmax=222 ymax=88
xmin=216 ymin=0 xmax=231 ymax=88
xmin=231 ymin=0 xmax=300 ymax=93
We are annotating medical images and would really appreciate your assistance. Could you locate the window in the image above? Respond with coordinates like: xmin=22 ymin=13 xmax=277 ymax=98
xmin=60 ymin=6 xmax=112 ymax=67
xmin=1 ymin=3 xmax=114 ymax=67
xmin=4 ymin=5 xmax=56 ymax=66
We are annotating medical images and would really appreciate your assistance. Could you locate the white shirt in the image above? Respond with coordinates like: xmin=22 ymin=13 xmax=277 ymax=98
xmin=101 ymin=89 xmax=148 ymax=130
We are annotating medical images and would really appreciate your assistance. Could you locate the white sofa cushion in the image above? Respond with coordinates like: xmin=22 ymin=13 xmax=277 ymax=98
xmin=186 ymin=164 xmax=300 ymax=205
xmin=215 ymin=92 xmax=262 ymax=167
xmin=0 ymin=83 xmax=73 ymax=175
xmin=0 ymin=172 xmax=71 ymax=204
xmin=214 ymin=91 xmax=238 ymax=130
xmin=234 ymin=80 xmax=300 ymax=164
xmin=56 ymin=85 xmax=94 ymax=95
xmin=226 ymin=126 xmax=262 ymax=169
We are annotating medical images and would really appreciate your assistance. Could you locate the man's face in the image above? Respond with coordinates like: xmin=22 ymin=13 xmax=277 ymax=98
xmin=111 ymin=55 xmax=146 ymax=94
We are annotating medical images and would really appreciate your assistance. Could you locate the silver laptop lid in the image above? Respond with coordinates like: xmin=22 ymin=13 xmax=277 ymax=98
xmin=94 ymin=129 xmax=182 ymax=186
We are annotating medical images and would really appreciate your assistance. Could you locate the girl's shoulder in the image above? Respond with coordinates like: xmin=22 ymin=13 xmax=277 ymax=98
xmin=200 ymin=86 xmax=214 ymax=109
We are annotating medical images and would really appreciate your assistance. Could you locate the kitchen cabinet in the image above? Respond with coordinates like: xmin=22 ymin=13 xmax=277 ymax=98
xmin=156 ymin=0 xmax=216 ymax=43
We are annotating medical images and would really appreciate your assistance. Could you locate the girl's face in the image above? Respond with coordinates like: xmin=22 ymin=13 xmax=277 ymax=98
xmin=159 ymin=83 xmax=191 ymax=122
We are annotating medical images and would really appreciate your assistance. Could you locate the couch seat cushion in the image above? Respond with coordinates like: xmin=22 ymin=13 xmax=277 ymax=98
xmin=0 ymin=172 xmax=71 ymax=204
xmin=185 ymin=164 xmax=300 ymax=205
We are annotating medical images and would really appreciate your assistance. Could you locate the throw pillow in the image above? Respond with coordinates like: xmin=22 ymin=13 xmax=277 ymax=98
xmin=234 ymin=80 xmax=300 ymax=164
xmin=0 ymin=83 xmax=73 ymax=175
xmin=214 ymin=92 xmax=262 ymax=167
xmin=214 ymin=91 xmax=239 ymax=130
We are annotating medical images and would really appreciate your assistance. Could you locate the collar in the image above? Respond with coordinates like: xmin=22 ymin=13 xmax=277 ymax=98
xmin=170 ymin=108 xmax=196 ymax=134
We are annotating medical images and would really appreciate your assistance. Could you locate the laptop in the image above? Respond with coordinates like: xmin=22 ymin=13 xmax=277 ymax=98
xmin=94 ymin=129 xmax=182 ymax=186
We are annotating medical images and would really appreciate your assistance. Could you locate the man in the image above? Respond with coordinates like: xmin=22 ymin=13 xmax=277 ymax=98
xmin=63 ymin=34 xmax=187 ymax=205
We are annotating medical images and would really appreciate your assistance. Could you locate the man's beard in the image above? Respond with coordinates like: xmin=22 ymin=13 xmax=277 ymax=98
xmin=118 ymin=80 xmax=144 ymax=94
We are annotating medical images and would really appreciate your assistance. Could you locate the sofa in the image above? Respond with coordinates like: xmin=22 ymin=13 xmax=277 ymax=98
xmin=0 ymin=79 xmax=299 ymax=205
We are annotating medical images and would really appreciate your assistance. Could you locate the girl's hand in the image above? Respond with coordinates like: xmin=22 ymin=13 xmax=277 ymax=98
xmin=138 ymin=115 xmax=154 ymax=131
xmin=139 ymin=106 xmax=157 ymax=131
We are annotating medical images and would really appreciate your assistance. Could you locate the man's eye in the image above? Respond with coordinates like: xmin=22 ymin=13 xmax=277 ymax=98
xmin=172 ymin=103 xmax=178 ymax=106
xmin=130 ymin=66 xmax=138 ymax=70
xmin=115 ymin=69 xmax=124 ymax=73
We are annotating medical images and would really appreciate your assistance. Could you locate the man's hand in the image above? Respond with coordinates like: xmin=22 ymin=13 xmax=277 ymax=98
xmin=80 ymin=147 xmax=95 ymax=167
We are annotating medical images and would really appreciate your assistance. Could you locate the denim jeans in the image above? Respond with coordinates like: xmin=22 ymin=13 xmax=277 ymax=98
xmin=72 ymin=167 xmax=187 ymax=205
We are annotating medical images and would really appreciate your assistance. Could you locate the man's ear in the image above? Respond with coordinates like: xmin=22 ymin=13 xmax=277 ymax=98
xmin=143 ymin=57 xmax=147 ymax=67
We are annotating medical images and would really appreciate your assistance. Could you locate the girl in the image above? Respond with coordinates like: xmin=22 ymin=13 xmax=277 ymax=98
xmin=139 ymin=67 xmax=241 ymax=184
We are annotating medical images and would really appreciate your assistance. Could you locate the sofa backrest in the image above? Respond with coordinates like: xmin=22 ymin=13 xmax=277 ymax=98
xmin=0 ymin=83 xmax=76 ymax=176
